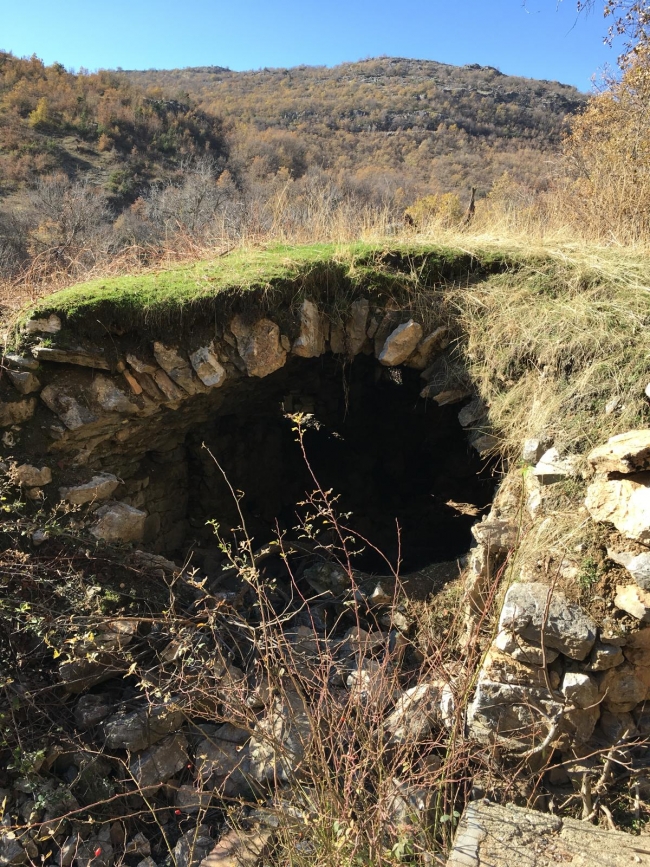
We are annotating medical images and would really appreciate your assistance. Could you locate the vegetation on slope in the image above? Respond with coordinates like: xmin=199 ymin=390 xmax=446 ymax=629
xmin=126 ymin=57 xmax=584 ymax=194
xmin=0 ymin=51 xmax=227 ymax=204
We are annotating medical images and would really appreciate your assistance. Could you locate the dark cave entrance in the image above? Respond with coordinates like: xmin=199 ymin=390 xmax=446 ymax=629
xmin=181 ymin=354 xmax=495 ymax=577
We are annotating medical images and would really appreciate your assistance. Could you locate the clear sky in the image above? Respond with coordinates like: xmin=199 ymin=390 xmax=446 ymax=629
xmin=1 ymin=0 xmax=621 ymax=91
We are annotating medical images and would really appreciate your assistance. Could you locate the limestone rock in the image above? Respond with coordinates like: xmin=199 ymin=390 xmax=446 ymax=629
xmin=448 ymin=801 xmax=650 ymax=867
xmin=125 ymin=834 xmax=150 ymax=858
xmin=74 ymin=839 xmax=114 ymax=867
xmin=175 ymin=784 xmax=211 ymax=814
xmin=608 ymin=548 xmax=650 ymax=591
xmin=129 ymin=732 xmax=188 ymax=789
xmin=292 ymin=299 xmax=326 ymax=358
xmin=4 ymin=353 xmax=39 ymax=371
xmin=493 ymin=630 xmax=559 ymax=665
xmin=421 ymin=386 xmax=472 ymax=405
xmin=302 ymin=561 xmax=353 ymax=595
xmin=91 ymin=503 xmax=146 ymax=544
xmin=406 ymin=326 xmax=449 ymax=369
xmin=563 ymin=703 xmax=600 ymax=744
xmin=623 ymin=628 xmax=650 ymax=667
xmin=122 ymin=372 xmax=142 ymax=395
xmin=471 ymin=519 xmax=518 ymax=555
xmin=153 ymin=343 xmax=205 ymax=395
xmin=59 ymin=656 xmax=123 ymax=693
xmin=152 ymin=369 xmax=184 ymax=401
xmin=480 ymin=646 xmax=557 ymax=690
xmin=467 ymin=681 xmax=562 ymax=747
xmin=41 ymin=385 xmax=96 ymax=430
xmin=458 ymin=397 xmax=485 ymax=428
xmin=102 ymin=703 xmax=184 ymax=751
xmin=384 ymin=683 xmax=444 ymax=745
xmin=174 ymin=826 xmax=214 ymax=867
xmin=599 ymin=662 xmax=648 ymax=712
xmin=561 ymin=671 xmax=598 ymax=708
xmin=346 ymin=657 xmax=399 ymax=708
xmin=32 ymin=346 xmax=110 ymax=369
xmin=599 ymin=709 xmax=637 ymax=742
xmin=498 ymin=581 xmax=597 ymax=661
xmin=249 ymin=693 xmax=311 ymax=783
xmin=329 ymin=322 xmax=346 ymax=354
xmin=199 ymin=827 xmax=272 ymax=867
xmin=230 ymin=317 xmax=287 ymax=378
xmin=345 ymin=298 xmax=370 ymax=355
xmin=522 ymin=437 xmax=547 ymax=465
xmin=586 ymin=641 xmax=624 ymax=671
xmin=533 ymin=447 xmax=579 ymax=484
xmin=588 ymin=429 xmax=650 ymax=474
xmin=0 ymin=832 xmax=27 ymax=866
xmin=9 ymin=464 xmax=51 ymax=487
xmin=614 ymin=584 xmax=650 ymax=621
xmin=195 ymin=725 xmax=250 ymax=783
xmin=585 ymin=472 xmax=650 ymax=544
xmin=189 ymin=347 xmax=226 ymax=388
xmin=89 ymin=376 xmax=139 ymax=414
xmin=373 ymin=311 xmax=400 ymax=357
xmin=378 ymin=320 xmax=423 ymax=366
xmin=387 ymin=777 xmax=432 ymax=830
xmin=60 ymin=474 xmax=120 ymax=505
xmin=75 ymin=694 xmax=113 ymax=729
xmin=125 ymin=353 xmax=158 ymax=375
xmin=469 ymin=431 xmax=499 ymax=455
xmin=24 ymin=313 xmax=61 ymax=334
xmin=0 ymin=397 xmax=36 ymax=427
xmin=7 ymin=370 xmax=40 ymax=395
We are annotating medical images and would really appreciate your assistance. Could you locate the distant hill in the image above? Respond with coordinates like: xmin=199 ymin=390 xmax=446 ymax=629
xmin=124 ymin=57 xmax=586 ymax=194
xmin=0 ymin=52 xmax=227 ymax=207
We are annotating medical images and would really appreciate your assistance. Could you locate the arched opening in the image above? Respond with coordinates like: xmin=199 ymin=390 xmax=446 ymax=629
xmin=156 ymin=353 xmax=497 ymax=577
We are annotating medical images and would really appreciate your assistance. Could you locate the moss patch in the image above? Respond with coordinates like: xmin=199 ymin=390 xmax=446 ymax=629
xmin=23 ymin=241 xmax=515 ymax=342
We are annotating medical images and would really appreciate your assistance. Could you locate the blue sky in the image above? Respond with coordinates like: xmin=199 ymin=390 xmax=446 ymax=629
xmin=1 ymin=0 xmax=620 ymax=90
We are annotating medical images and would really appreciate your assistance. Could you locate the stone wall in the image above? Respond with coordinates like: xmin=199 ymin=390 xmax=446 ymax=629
xmin=2 ymin=297 xmax=488 ymax=558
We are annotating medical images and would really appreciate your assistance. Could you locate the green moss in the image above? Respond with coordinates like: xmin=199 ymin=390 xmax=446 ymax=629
xmin=23 ymin=241 xmax=516 ymax=342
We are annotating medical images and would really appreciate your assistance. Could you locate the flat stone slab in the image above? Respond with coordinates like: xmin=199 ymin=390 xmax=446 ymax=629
xmin=588 ymin=429 xmax=650 ymax=475
xmin=447 ymin=801 xmax=650 ymax=866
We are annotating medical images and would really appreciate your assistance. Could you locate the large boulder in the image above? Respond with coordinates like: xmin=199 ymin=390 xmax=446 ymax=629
xmin=585 ymin=473 xmax=650 ymax=544
xmin=292 ymin=299 xmax=327 ymax=358
xmin=588 ymin=429 xmax=650 ymax=475
xmin=153 ymin=343 xmax=206 ymax=395
xmin=102 ymin=703 xmax=184 ymax=751
xmin=60 ymin=474 xmax=120 ymax=505
xmin=248 ymin=693 xmax=311 ymax=783
xmin=533 ymin=448 xmax=579 ymax=485
xmin=344 ymin=298 xmax=370 ymax=356
xmin=0 ymin=398 xmax=36 ymax=427
xmin=378 ymin=320 xmax=423 ymax=366
xmin=599 ymin=663 xmax=649 ymax=712
xmin=8 ymin=464 xmax=51 ymax=487
xmin=189 ymin=346 xmax=226 ymax=388
xmin=230 ymin=317 xmax=287 ymax=378
xmin=91 ymin=503 xmax=146 ymax=543
xmin=614 ymin=584 xmax=650 ymax=622
xmin=498 ymin=582 xmax=596 ymax=661
xmin=129 ymin=732 xmax=188 ymax=788
xmin=384 ymin=682 xmax=449 ymax=745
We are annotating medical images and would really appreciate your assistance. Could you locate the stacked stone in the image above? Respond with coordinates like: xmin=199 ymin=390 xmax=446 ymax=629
xmin=1 ymin=299 xmax=456 ymax=547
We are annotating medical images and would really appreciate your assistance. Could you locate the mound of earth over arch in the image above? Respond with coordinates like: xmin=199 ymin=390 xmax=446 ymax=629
xmin=2 ymin=242 xmax=504 ymax=559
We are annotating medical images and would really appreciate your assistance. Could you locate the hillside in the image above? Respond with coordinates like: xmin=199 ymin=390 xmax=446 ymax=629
xmin=0 ymin=52 xmax=227 ymax=206
xmin=125 ymin=57 xmax=586 ymax=192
